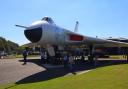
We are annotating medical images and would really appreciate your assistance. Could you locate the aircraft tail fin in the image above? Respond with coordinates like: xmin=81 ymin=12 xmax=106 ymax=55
xmin=74 ymin=21 xmax=79 ymax=32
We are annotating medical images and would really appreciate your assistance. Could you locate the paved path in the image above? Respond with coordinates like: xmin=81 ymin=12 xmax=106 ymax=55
xmin=0 ymin=58 xmax=45 ymax=84
xmin=0 ymin=57 xmax=93 ymax=84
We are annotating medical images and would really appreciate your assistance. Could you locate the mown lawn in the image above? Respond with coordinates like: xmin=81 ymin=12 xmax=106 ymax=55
xmin=109 ymin=55 xmax=125 ymax=59
xmin=0 ymin=64 xmax=128 ymax=89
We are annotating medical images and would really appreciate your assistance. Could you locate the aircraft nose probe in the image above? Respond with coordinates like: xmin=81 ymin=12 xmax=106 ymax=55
xmin=15 ymin=24 xmax=28 ymax=28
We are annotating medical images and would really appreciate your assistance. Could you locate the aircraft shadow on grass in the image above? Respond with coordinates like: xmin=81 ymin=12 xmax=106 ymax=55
xmin=17 ymin=58 xmax=128 ymax=84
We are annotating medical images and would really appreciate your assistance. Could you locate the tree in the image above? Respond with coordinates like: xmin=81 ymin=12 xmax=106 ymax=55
xmin=0 ymin=37 xmax=19 ymax=53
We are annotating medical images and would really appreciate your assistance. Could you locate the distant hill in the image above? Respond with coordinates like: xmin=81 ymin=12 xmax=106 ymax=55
xmin=21 ymin=43 xmax=38 ymax=48
xmin=20 ymin=43 xmax=40 ymax=52
xmin=0 ymin=37 xmax=19 ymax=53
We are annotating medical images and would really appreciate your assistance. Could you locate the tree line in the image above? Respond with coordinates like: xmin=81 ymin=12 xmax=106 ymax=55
xmin=0 ymin=37 xmax=19 ymax=53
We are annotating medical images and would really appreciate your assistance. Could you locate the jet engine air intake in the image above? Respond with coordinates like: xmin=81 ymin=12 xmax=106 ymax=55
xmin=24 ymin=27 xmax=42 ymax=43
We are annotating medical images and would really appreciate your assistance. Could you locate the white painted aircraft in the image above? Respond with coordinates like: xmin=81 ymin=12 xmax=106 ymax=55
xmin=15 ymin=16 xmax=128 ymax=57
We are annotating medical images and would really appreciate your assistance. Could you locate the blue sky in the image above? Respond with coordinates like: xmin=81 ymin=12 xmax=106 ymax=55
xmin=0 ymin=0 xmax=128 ymax=45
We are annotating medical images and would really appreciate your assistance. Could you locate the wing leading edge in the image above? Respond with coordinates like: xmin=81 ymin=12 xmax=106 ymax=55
xmin=83 ymin=36 xmax=128 ymax=47
xmin=67 ymin=32 xmax=128 ymax=47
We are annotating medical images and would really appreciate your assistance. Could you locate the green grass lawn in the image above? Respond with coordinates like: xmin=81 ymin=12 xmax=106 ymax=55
xmin=109 ymin=55 xmax=125 ymax=59
xmin=0 ymin=64 xmax=128 ymax=89
xmin=15 ymin=54 xmax=40 ymax=58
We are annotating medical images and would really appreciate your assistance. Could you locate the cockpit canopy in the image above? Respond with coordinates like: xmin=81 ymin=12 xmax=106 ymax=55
xmin=42 ymin=16 xmax=55 ymax=24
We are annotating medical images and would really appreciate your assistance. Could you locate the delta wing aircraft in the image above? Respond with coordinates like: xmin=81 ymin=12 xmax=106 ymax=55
xmin=15 ymin=16 xmax=128 ymax=57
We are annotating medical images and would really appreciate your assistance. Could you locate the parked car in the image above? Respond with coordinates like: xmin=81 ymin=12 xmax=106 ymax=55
xmin=0 ymin=52 xmax=8 ymax=59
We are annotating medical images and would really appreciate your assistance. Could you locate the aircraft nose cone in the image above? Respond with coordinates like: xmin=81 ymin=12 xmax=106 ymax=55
xmin=24 ymin=27 xmax=42 ymax=43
